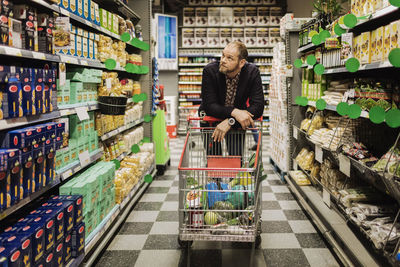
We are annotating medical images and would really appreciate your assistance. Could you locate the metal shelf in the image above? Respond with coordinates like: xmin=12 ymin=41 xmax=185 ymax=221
xmin=297 ymin=42 xmax=319 ymax=53
xmin=324 ymin=61 xmax=392 ymax=74
xmin=56 ymin=149 xmax=103 ymax=181
xmin=100 ymin=118 xmax=144 ymax=141
xmin=178 ymin=63 xmax=210 ymax=67
xmin=178 ymin=81 xmax=202 ymax=85
xmin=0 ymin=45 xmax=60 ymax=62
xmin=179 ymin=98 xmax=202 ymax=101
xmin=178 ymin=106 xmax=200 ymax=109
xmin=255 ymin=63 xmax=272 ymax=66
xmin=307 ymin=101 xmax=369 ymax=118
xmin=179 ymin=91 xmax=201 ymax=94
xmin=178 ymin=72 xmax=202 ymax=75
xmin=95 ymin=0 xmax=141 ymax=22
xmin=354 ymin=5 xmax=399 ymax=29
xmin=59 ymin=102 xmax=99 ymax=116
xmin=0 ymin=111 xmax=62 ymax=131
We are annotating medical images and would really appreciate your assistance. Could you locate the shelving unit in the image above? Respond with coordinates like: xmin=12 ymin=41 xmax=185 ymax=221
xmin=288 ymin=7 xmax=400 ymax=266
xmin=100 ymin=118 xmax=144 ymax=141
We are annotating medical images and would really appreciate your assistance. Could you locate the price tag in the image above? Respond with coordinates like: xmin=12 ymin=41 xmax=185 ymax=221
xmin=5 ymin=47 xmax=22 ymax=57
xmin=85 ymin=20 xmax=91 ymax=26
xmin=339 ymin=154 xmax=351 ymax=177
xmin=59 ymin=63 xmax=66 ymax=86
xmin=293 ymin=159 xmax=298 ymax=170
xmin=79 ymin=150 xmax=90 ymax=167
xmin=348 ymin=89 xmax=355 ymax=98
xmin=323 ymin=188 xmax=331 ymax=207
xmin=60 ymin=8 xmax=70 ymax=16
xmin=32 ymin=52 xmax=46 ymax=60
xmin=61 ymin=170 xmax=72 ymax=180
xmin=315 ymin=145 xmax=323 ymax=163
xmin=81 ymin=60 xmax=88 ymax=66
xmin=106 ymin=78 xmax=112 ymax=89
xmin=75 ymin=106 xmax=90 ymax=121
xmin=342 ymin=92 xmax=349 ymax=102
xmin=293 ymin=127 xmax=298 ymax=140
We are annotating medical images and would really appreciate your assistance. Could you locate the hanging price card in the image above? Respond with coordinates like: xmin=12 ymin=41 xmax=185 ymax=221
xmin=323 ymin=188 xmax=331 ymax=207
xmin=339 ymin=154 xmax=351 ymax=177
xmin=315 ymin=145 xmax=323 ymax=163
xmin=75 ymin=106 xmax=90 ymax=121
xmin=78 ymin=150 xmax=90 ymax=167
xmin=293 ymin=159 xmax=298 ymax=170
xmin=293 ymin=127 xmax=298 ymax=140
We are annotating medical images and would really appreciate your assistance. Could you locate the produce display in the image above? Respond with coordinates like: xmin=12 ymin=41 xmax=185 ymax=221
xmin=372 ymin=146 xmax=400 ymax=177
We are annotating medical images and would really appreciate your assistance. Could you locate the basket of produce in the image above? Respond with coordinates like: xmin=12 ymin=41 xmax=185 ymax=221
xmin=98 ymin=96 xmax=128 ymax=115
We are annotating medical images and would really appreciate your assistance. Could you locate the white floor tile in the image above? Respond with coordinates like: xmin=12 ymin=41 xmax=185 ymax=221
xmin=288 ymin=220 xmax=317 ymax=233
xmin=135 ymin=250 xmax=181 ymax=267
xmin=107 ymin=235 xmax=147 ymax=250
xmin=260 ymin=233 xmax=301 ymax=249
xmin=278 ymin=200 xmax=301 ymax=210
xmin=261 ymin=210 xmax=287 ymax=221
xmin=126 ymin=211 xmax=160 ymax=223
xmin=139 ymin=194 xmax=167 ymax=202
xmin=271 ymin=185 xmax=290 ymax=193
xmin=160 ymin=201 xmax=179 ymax=211
xmin=222 ymin=249 xmax=266 ymax=267
xmin=303 ymin=248 xmax=339 ymax=267
xmin=149 ymin=222 xmax=179 ymax=235
xmin=150 ymin=180 xmax=174 ymax=188
xmin=262 ymin=193 xmax=277 ymax=201
xmin=168 ymin=186 xmax=179 ymax=194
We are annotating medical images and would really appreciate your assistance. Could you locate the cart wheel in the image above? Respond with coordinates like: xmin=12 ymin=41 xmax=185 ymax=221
xmin=189 ymin=141 xmax=196 ymax=149
xmin=178 ymin=237 xmax=193 ymax=248
xmin=157 ymin=165 xmax=166 ymax=176
xmin=167 ymin=159 xmax=171 ymax=166
xmin=254 ymin=235 xmax=261 ymax=248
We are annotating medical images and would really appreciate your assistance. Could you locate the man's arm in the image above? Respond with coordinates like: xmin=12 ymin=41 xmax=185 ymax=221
xmin=246 ymin=67 xmax=264 ymax=119
xmin=201 ymin=66 xmax=234 ymax=119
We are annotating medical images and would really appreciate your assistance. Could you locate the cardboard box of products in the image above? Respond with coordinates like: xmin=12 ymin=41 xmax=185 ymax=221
xmin=208 ymin=7 xmax=220 ymax=26
xmin=233 ymin=8 xmax=245 ymax=27
xmin=195 ymin=28 xmax=207 ymax=47
xmin=182 ymin=28 xmax=195 ymax=48
xmin=245 ymin=7 xmax=257 ymax=26
xmin=220 ymin=28 xmax=231 ymax=47
xmin=207 ymin=28 xmax=219 ymax=47
xmin=270 ymin=7 xmax=281 ymax=26
xmin=195 ymin=7 xmax=207 ymax=26
xmin=244 ymin=28 xmax=256 ymax=47
xmin=220 ymin=8 xmax=233 ymax=26
xmin=269 ymin=27 xmax=280 ymax=45
xmin=257 ymin=7 xmax=269 ymax=26
xmin=232 ymin=28 xmax=244 ymax=43
xmin=183 ymin=7 xmax=195 ymax=26
xmin=256 ymin=28 xmax=269 ymax=47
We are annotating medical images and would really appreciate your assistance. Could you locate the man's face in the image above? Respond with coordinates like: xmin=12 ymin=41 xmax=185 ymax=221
xmin=219 ymin=45 xmax=242 ymax=75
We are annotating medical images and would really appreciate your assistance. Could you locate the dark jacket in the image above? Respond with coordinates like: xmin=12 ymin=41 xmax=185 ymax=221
xmin=199 ymin=61 xmax=264 ymax=120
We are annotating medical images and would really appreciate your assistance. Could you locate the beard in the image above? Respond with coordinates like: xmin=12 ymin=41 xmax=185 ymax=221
xmin=219 ymin=62 xmax=239 ymax=74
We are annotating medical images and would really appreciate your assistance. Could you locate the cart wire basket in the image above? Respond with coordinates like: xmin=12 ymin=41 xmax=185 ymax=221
xmin=178 ymin=116 xmax=263 ymax=248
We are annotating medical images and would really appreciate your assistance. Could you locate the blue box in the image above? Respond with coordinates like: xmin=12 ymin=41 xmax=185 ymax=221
xmin=8 ymin=127 xmax=36 ymax=149
xmin=50 ymin=195 xmax=83 ymax=226
xmin=63 ymin=233 xmax=72 ymax=264
xmin=76 ymin=0 xmax=83 ymax=17
xmin=55 ymin=122 xmax=65 ymax=145
xmin=43 ymin=250 xmax=55 ymax=267
xmin=37 ymin=206 xmax=65 ymax=243
xmin=43 ymin=123 xmax=56 ymax=145
xmin=0 ymin=244 xmax=22 ymax=267
xmin=42 ymin=200 xmax=74 ymax=233
xmin=1 ymin=231 xmax=33 ymax=267
xmin=6 ymin=75 xmax=22 ymax=118
xmin=54 ymin=241 xmax=64 ymax=267
xmin=44 ymin=143 xmax=56 ymax=187
xmin=0 ymin=149 xmax=20 ymax=206
xmin=14 ymin=221 xmax=45 ymax=264
xmin=32 ymin=69 xmax=45 ymax=115
xmin=59 ymin=0 xmax=70 ymax=11
xmin=32 ymin=146 xmax=44 ymax=192
xmin=26 ymin=214 xmax=55 ymax=254
xmin=71 ymin=222 xmax=85 ymax=257
xmin=34 ymin=124 xmax=46 ymax=146
xmin=20 ymin=149 xmax=33 ymax=198
xmin=18 ymin=67 xmax=34 ymax=116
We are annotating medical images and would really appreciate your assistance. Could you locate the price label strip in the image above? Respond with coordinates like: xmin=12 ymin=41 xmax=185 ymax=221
xmin=339 ymin=154 xmax=351 ymax=177
xmin=75 ymin=106 xmax=90 ymax=121
xmin=32 ymin=51 xmax=46 ymax=60
xmin=323 ymin=188 xmax=331 ymax=207
xmin=5 ymin=47 xmax=22 ymax=57
xmin=315 ymin=145 xmax=323 ymax=163
xmin=79 ymin=150 xmax=91 ymax=167
xmin=293 ymin=127 xmax=298 ymax=140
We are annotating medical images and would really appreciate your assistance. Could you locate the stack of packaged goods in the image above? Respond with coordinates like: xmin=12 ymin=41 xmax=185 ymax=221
xmin=60 ymin=162 xmax=116 ymax=236
xmin=0 ymin=65 xmax=57 ymax=120
xmin=0 ymin=121 xmax=66 ymax=210
xmin=115 ymin=144 xmax=155 ymax=204
xmin=269 ymin=42 xmax=290 ymax=172
xmin=301 ymin=69 xmax=327 ymax=101
xmin=95 ymin=113 xmax=124 ymax=136
xmin=0 ymin=195 xmax=84 ymax=266
xmin=57 ymin=68 xmax=102 ymax=106
xmin=55 ymin=112 xmax=98 ymax=171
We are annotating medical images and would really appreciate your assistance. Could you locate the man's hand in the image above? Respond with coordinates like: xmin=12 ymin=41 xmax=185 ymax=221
xmin=212 ymin=119 xmax=231 ymax=142
xmin=231 ymin=108 xmax=254 ymax=129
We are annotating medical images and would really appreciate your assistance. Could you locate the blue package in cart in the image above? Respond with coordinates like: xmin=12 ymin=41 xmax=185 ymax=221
xmin=205 ymin=182 xmax=230 ymax=208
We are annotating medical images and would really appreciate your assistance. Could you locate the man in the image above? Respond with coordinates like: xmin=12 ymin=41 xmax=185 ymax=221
xmin=199 ymin=41 xmax=264 ymax=155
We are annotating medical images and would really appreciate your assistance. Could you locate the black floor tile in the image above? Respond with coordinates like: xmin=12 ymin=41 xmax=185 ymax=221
xmin=165 ymin=194 xmax=179 ymax=201
xmin=262 ymin=186 xmax=272 ymax=193
xmin=268 ymin=179 xmax=285 ymax=185
xmin=284 ymin=210 xmax=308 ymax=220
xmin=261 ymin=221 xmax=292 ymax=233
xmin=295 ymin=233 xmax=327 ymax=248
xmin=146 ymin=187 xmax=170 ymax=193
xmin=94 ymin=250 xmax=140 ymax=267
xmin=143 ymin=235 xmax=180 ymax=250
xmin=275 ymin=193 xmax=295 ymax=201
xmin=179 ymin=249 xmax=222 ymax=267
xmin=133 ymin=202 xmax=163 ymax=211
xmin=156 ymin=175 xmax=176 ymax=181
xmin=263 ymin=249 xmax=310 ymax=267
xmin=262 ymin=201 xmax=281 ymax=210
xmin=118 ymin=222 xmax=153 ymax=235
xmin=156 ymin=211 xmax=179 ymax=222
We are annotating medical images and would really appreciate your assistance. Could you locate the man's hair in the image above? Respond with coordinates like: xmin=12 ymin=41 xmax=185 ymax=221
xmin=227 ymin=41 xmax=248 ymax=61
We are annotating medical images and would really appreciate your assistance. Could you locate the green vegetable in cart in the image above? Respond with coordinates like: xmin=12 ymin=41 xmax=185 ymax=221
xmin=248 ymin=153 xmax=256 ymax=168
xmin=227 ymin=217 xmax=240 ymax=226
xmin=239 ymin=206 xmax=255 ymax=226
xmin=204 ymin=211 xmax=219 ymax=225
xmin=186 ymin=177 xmax=198 ymax=186
xmin=213 ymin=201 xmax=235 ymax=219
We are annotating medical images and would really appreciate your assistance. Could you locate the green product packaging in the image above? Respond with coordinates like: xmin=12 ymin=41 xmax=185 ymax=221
xmin=66 ymin=72 xmax=84 ymax=82
xmin=69 ymin=115 xmax=80 ymax=139
xmin=57 ymin=79 xmax=71 ymax=93
xmin=56 ymin=150 xmax=64 ymax=170
xmin=72 ymin=180 xmax=91 ymax=212
xmin=99 ymin=8 xmax=108 ymax=29
xmin=107 ymin=11 xmax=113 ymax=32
xmin=60 ymin=177 xmax=80 ymax=195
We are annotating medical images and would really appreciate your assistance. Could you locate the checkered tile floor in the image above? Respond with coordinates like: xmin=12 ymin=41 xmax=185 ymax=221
xmin=95 ymin=136 xmax=340 ymax=267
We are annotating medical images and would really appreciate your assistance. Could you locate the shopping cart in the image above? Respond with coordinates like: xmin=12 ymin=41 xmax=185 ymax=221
xmin=177 ymin=115 xmax=263 ymax=250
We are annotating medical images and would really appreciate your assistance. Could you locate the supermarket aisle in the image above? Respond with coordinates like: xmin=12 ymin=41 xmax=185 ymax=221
xmin=95 ymin=136 xmax=339 ymax=267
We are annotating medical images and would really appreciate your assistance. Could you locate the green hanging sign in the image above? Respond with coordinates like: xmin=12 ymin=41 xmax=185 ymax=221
xmin=320 ymin=30 xmax=331 ymax=42
xmin=121 ymin=32 xmax=132 ymax=42
xmin=130 ymin=38 xmax=150 ymax=51
xmin=316 ymin=99 xmax=327 ymax=110
xmin=131 ymin=144 xmax=140 ymax=154
xmin=336 ymin=102 xmax=350 ymax=116
xmin=142 ymin=137 xmax=151 ymax=143
xmin=144 ymin=114 xmax=152 ymax=122
xmin=144 ymin=174 xmax=153 ymax=183
xmin=389 ymin=48 xmax=400 ymax=67
xmin=112 ymin=159 xmax=120 ymax=169
xmin=385 ymin=109 xmax=400 ymax=128
xmin=125 ymin=63 xmax=134 ymax=73
xmin=312 ymin=34 xmax=321 ymax=45
xmin=389 ymin=0 xmax=400 ymax=7
xmin=334 ymin=24 xmax=346 ymax=36
xmin=132 ymin=94 xmax=141 ymax=103
xmin=139 ymin=65 xmax=149 ymax=74
xmin=369 ymin=106 xmax=386 ymax=124
xmin=314 ymin=64 xmax=325 ymax=75
xmin=300 ymin=96 xmax=308 ymax=107
xmin=345 ymin=58 xmax=360 ymax=73
xmin=295 ymin=96 xmax=302 ymax=105
xmin=306 ymin=55 xmax=317 ymax=66
xmin=343 ymin=14 xmax=358 ymax=29
xmin=348 ymin=104 xmax=362 ymax=119
xmin=139 ymin=93 xmax=148 ymax=101
xmin=294 ymin=59 xmax=303 ymax=68
xmin=105 ymin=58 xmax=117 ymax=70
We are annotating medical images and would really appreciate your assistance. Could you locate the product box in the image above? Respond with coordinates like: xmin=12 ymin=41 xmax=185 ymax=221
xmin=76 ymin=35 xmax=82 ymax=58
xmin=90 ymin=0 xmax=95 ymax=22
xmin=34 ymin=69 xmax=45 ymax=115
xmin=54 ymin=241 xmax=63 ymax=266
xmin=93 ymin=41 xmax=97 ymax=60
xmin=376 ymin=27 xmax=385 ymax=62
xmin=44 ymin=144 xmax=55 ymax=186
xmin=256 ymin=28 xmax=269 ymax=47
xmin=207 ymin=28 xmax=220 ymax=47
xmin=270 ymin=7 xmax=281 ymax=26
xmin=182 ymin=28 xmax=195 ymax=48
xmin=370 ymin=29 xmax=378 ymax=63
xmin=13 ymin=5 xmax=36 ymax=20
xmin=42 ymin=200 xmax=75 ymax=233
xmin=99 ymin=8 xmax=107 ymax=29
xmin=107 ymin=11 xmax=113 ymax=32
xmin=112 ymin=14 xmax=118 ymax=34
xmin=8 ymin=18 xmax=22 ymax=48
xmin=89 ymin=39 xmax=94 ymax=59
xmin=251 ymin=0 xmax=262 ymax=5
xmin=71 ymin=223 xmax=85 ymax=257
xmin=220 ymin=8 xmax=233 ymax=26
xmin=5 ymin=75 xmax=22 ymax=119
xmin=245 ymin=7 xmax=257 ymax=26
xmin=183 ymin=7 xmax=195 ymax=26
xmin=384 ymin=24 xmax=391 ymax=60
xmin=76 ymin=0 xmax=83 ymax=17
xmin=269 ymin=27 xmax=280 ymax=45
xmin=69 ymin=0 xmax=76 ymax=13
xmin=26 ymin=214 xmax=55 ymax=254
xmin=14 ymin=221 xmax=45 ymax=264
xmin=32 ymin=146 xmax=44 ymax=192
xmin=8 ymin=127 xmax=36 ymax=149
xmin=233 ymin=8 xmax=245 ymax=27
xmin=83 ymin=0 xmax=90 ymax=20
xmin=43 ymin=251 xmax=55 ymax=267
xmin=195 ymin=28 xmax=207 ymax=47
xmin=63 ymin=233 xmax=72 ymax=264
xmin=341 ymin=32 xmax=354 ymax=64
xmin=21 ymin=19 xmax=35 ymax=51
xmin=50 ymin=195 xmax=83 ymax=225
xmin=220 ymin=28 xmax=232 ymax=47
xmin=360 ymin=31 xmax=371 ymax=64
xmin=232 ymin=28 xmax=244 ymax=43
xmin=257 ymin=7 xmax=269 ymax=26
xmin=68 ymin=33 xmax=76 ymax=56
xmin=195 ymin=7 xmax=207 ymax=27
xmin=1 ymin=0 xmax=13 ymax=16
xmin=208 ymin=7 xmax=220 ymax=26
xmin=0 ymin=149 xmax=20 ymax=207
xmin=20 ymin=149 xmax=33 ymax=198
xmin=0 ymin=231 xmax=32 ymax=267
xmin=353 ymin=34 xmax=360 ymax=61
xmin=0 ymin=244 xmax=22 ymax=267
xmin=390 ymin=20 xmax=400 ymax=51
xmin=58 ymin=0 xmax=69 ymax=11
xmin=214 ymin=0 xmax=225 ymax=5
xmin=245 ymin=28 xmax=256 ymax=47
xmin=36 ymin=207 xmax=65 ymax=243
xmin=82 ymin=37 xmax=88 ymax=58
xmin=94 ymin=2 xmax=100 ymax=26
